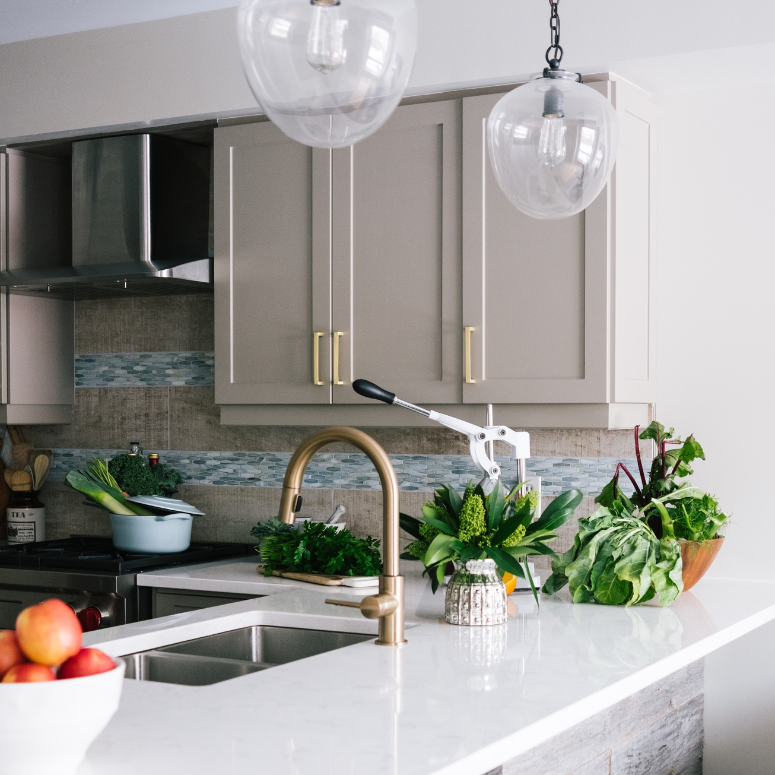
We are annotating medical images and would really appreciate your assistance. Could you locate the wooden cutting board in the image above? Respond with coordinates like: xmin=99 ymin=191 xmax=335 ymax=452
xmin=258 ymin=568 xmax=345 ymax=586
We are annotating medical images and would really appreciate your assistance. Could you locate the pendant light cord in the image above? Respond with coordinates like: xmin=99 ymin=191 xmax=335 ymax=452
xmin=545 ymin=0 xmax=563 ymax=69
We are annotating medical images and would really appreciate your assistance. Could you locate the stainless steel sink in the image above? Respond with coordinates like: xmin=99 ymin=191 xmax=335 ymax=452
xmin=122 ymin=626 xmax=374 ymax=686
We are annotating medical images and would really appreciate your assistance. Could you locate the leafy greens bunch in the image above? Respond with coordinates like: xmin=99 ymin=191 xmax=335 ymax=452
xmin=542 ymin=502 xmax=683 ymax=606
xmin=542 ymin=421 xmax=729 ymax=607
xmin=260 ymin=522 xmax=382 ymax=577
xmin=108 ymin=454 xmax=183 ymax=498
xmin=400 ymin=480 xmax=583 ymax=604
xmin=596 ymin=421 xmax=728 ymax=544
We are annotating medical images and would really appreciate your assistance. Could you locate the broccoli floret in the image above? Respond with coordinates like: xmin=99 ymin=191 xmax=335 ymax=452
xmin=108 ymin=454 xmax=159 ymax=497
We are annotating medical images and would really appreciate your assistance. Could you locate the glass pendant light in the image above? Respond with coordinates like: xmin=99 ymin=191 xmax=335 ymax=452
xmin=237 ymin=0 xmax=418 ymax=149
xmin=487 ymin=0 xmax=618 ymax=220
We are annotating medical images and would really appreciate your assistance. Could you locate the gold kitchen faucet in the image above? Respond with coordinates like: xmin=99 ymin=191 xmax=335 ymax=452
xmin=277 ymin=427 xmax=406 ymax=646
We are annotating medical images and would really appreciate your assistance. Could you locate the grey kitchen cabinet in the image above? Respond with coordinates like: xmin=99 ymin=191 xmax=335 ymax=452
xmin=216 ymin=75 xmax=655 ymax=428
xmin=0 ymin=150 xmax=73 ymax=424
xmin=215 ymin=101 xmax=462 ymax=408
xmin=331 ymin=100 xmax=462 ymax=405
xmin=461 ymin=76 xmax=656 ymax=408
xmin=152 ymin=588 xmax=261 ymax=618
xmin=214 ymin=120 xmax=332 ymax=405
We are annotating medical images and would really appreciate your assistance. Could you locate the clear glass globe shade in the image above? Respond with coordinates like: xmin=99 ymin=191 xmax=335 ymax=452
xmin=238 ymin=0 xmax=418 ymax=149
xmin=487 ymin=78 xmax=618 ymax=220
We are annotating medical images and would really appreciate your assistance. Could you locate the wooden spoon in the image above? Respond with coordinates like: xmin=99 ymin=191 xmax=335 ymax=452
xmin=33 ymin=454 xmax=51 ymax=491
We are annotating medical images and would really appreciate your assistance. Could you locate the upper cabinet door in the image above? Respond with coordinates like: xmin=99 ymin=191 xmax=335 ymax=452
xmin=330 ymin=101 xmax=462 ymax=405
xmin=214 ymin=121 xmax=332 ymax=405
xmin=461 ymin=81 xmax=654 ymax=405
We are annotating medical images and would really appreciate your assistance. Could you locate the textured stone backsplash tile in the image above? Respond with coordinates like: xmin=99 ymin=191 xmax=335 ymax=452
xmin=76 ymin=352 xmax=214 ymax=387
xmin=49 ymin=448 xmax=639 ymax=497
xmin=75 ymin=294 xmax=214 ymax=353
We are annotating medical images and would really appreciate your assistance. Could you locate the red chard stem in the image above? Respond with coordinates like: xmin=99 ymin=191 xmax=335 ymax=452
xmin=634 ymin=425 xmax=646 ymax=487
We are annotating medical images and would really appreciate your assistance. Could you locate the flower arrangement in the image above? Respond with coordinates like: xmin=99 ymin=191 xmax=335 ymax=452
xmin=400 ymin=480 xmax=583 ymax=604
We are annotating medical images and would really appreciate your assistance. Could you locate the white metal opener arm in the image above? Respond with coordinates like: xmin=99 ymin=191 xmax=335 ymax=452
xmin=352 ymin=380 xmax=530 ymax=487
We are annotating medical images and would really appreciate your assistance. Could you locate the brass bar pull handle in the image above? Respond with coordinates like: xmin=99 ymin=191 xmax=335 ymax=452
xmin=465 ymin=326 xmax=476 ymax=384
xmin=313 ymin=332 xmax=324 ymax=386
xmin=333 ymin=331 xmax=344 ymax=385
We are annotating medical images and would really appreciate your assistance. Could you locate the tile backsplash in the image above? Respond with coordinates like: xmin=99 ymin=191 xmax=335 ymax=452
xmin=23 ymin=294 xmax=649 ymax=568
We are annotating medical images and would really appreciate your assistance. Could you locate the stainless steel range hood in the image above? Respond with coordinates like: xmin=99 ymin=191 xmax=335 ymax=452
xmin=0 ymin=134 xmax=212 ymax=299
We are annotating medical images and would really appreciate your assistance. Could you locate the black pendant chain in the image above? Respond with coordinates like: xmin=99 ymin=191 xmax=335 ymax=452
xmin=545 ymin=0 xmax=563 ymax=70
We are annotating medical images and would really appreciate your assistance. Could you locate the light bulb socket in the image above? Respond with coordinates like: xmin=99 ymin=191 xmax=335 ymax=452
xmin=542 ymin=87 xmax=564 ymax=119
xmin=542 ymin=67 xmax=582 ymax=82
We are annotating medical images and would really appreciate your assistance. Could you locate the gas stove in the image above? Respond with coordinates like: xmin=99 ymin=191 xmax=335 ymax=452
xmin=0 ymin=537 xmax=253 ymax=631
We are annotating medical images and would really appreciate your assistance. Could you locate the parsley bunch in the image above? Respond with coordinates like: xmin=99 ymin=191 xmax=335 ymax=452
xmin=260 ymin=522 xmax=382 ymax=577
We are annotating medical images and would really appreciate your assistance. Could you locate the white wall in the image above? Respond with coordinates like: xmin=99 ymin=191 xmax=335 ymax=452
xmin=657 ymin=79 xmax=775 ymax=774
xmin=2 ymin=2 xmax=775 ymax=140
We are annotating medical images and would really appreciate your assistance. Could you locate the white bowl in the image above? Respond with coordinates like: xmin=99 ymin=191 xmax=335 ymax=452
xmin=0 ymin=659 xmax=125 ymax=775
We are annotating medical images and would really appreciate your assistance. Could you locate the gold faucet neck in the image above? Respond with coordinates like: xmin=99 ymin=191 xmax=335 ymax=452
xmin=279 ymin=426 xmax=405 ymax=645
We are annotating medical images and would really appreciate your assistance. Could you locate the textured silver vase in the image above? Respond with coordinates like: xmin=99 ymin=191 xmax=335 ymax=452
xmin=445 ymin=559 xmax=508 ymax=626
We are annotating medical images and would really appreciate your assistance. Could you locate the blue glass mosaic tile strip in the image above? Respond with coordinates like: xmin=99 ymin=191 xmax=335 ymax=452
xmin=75 ymin=352 xmax=214 ymax=387
xmin=49 ymin=449 xmax=642 ymax=497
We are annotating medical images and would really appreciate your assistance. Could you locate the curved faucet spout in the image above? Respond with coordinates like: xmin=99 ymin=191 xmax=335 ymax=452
xmin=278 ymin=426 xmax=405 ymax=646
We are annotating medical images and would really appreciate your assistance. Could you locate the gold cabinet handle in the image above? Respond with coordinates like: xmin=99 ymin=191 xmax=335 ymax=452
xmin=465 ymin=327 xmax=476 ymax=384
xmin=313 ymin=332 xmax=324 ymax=386
xmin=333 ymin=331 xmax=344 ymax=385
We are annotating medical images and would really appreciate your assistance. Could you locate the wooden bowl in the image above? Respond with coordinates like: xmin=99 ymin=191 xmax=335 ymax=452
xmin=681 ymin=537 xmax=725 ymax=592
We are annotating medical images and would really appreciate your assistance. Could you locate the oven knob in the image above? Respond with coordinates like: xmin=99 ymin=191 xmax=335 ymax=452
xmin=77 ymin=606 xmax=102 ymax=632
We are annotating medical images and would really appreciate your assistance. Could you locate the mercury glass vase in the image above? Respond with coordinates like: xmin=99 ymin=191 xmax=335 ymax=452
xmin=445 ymin=559 xmax=508 ymax=626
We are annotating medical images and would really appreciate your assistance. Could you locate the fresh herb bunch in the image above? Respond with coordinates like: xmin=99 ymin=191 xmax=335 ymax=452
xmin=108 ymin=454 xmax=159 ymax=497
xmin=260 ymin=522 xmax=382 ymax=577
xmin=400 ymin=480 xmax=582 ymax=604
xmin=108 ymin=454 xmax=183 ymax=498
xmin=250 ymin=517 xmax=295 ymax=543
xmin=542 ymin=502 xmax=683 ymax=607
xmin=151 ymin=463 xmax=183 ymax=497
xmin=595 ymin=421 xmax=729 ymax=543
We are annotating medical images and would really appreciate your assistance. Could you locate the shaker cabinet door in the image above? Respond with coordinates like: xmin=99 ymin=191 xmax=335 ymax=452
xmin=331 ymin=101 xmax=462 ymax=405
xmin=461 ymin=90 xmax=611 ymax=404
xmin=214 ymin=121 xmax=332 ymax=405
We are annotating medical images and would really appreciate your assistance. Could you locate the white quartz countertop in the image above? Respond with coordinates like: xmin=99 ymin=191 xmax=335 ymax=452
xmin=136 ymin=556 xmax=383 ymax=596
xmin=77 ymin=567 xmax=775 ymax=775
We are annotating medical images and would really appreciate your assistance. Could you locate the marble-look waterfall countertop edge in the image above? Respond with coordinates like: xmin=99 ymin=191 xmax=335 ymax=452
xmin=79 ymin=569 xmax=775 ymax=775
xmin=51 ymin=449 xmax=642 ymax=496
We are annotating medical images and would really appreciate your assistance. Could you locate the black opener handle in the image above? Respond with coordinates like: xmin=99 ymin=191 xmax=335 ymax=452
xmin=352 ymin=379 xmax=396 ymax=405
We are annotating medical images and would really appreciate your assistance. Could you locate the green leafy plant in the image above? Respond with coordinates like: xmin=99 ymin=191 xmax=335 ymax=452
xmin=250 ymin=517 xmax=295 ymax=543
xmin=400 ymin=480 xmax=582 ymax=604
xmin=260 ymin=522 xmax=382 ymax=577
xmin=595 ymin=421 xmax=729 ymax=542
xmin=542 ymin=502 xmax=683 ymax=607
xmin=107 ymin=454 xmax=183 ymax=498
xmin=150 ymin=463 xmax=183 ymax=497
xmin=543 ymin=421 xmax=729 ymax=607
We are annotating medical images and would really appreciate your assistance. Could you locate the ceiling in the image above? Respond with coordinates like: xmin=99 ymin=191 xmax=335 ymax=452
xmin=0 ymin=0 xmax=238 ymax=44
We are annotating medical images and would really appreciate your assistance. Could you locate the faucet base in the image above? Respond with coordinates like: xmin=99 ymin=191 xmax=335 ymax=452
xmin=376 ymin=575 xmax=407 ymax=646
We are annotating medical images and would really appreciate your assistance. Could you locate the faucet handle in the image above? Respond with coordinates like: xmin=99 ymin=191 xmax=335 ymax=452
xmin=325 ymin=593 xmax=399 ymax=620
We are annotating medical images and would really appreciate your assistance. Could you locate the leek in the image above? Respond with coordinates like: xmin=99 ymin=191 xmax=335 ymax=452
xmin=65 ymin=471 xmax=155 ymax=516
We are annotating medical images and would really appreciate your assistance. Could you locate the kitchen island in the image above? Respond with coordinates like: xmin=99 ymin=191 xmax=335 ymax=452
xmin=78 ymin=567 xmax=775 ymax=775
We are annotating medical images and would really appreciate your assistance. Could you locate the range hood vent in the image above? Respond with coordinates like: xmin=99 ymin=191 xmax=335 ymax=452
xmin=0 ymin=134 xmax=213 ymax=299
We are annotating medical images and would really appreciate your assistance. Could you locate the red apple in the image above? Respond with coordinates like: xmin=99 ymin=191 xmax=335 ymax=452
xmin=15 ymin=599 xmax=82 ymax=667
xmin=58 ymin=648 xmax=115 ymax=680
xmin=2 ymin=663 xmax=56 ymax=683
xmin=0 ymin=630 xmax=26 ymax=679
